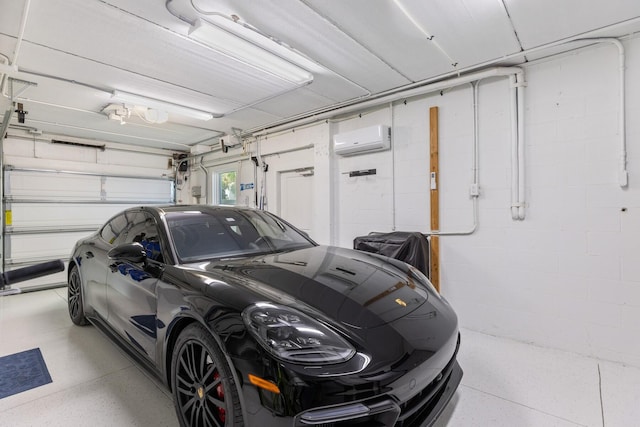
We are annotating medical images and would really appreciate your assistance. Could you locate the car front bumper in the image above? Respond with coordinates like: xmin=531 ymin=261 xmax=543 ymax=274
xmin=293 ymin=349 xmax=462 ymax=427
xmin=234 ymin=314 xmax=462 ymax=427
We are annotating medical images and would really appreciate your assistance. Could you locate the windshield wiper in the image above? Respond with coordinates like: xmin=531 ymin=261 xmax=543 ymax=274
xmin=217 ymin=255 xmax=253 ymax=261
xmin=274 ymin=219 xmax=287 ymax=232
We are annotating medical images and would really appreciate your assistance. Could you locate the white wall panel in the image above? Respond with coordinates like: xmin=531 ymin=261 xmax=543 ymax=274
xmin=253 ymin=36 xmax=640 ymax=369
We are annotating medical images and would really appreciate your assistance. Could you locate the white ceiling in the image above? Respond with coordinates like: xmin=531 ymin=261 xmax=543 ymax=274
xmin=1 ymin=0 xmax=639 ymax=152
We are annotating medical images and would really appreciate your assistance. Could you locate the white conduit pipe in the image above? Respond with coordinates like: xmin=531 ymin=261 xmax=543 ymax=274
xmin=390 ymin=102 xmax=397 ymax=231
xmin=429 ymin=82 xmax=480 ymax=236
xmin=473 ymin=82 xmax=480 ymax=187
xmin=509 ymin=71 xmax=526 ymax=221
xmin=584 ymin=38 xmax=627 ymax=187
xmin=254 ymin=66 xmax=526 ymax=230
xmin=253 ymin=67 xmax=522 ymax=136
xmin=12 ymin=0 xmax=31 ymax=67
xmin=1 ymin=0 xmax=30 ymax=97
xmin=516 ymin=72 xmax=526 ymax=219
xmin=509 ymin=74 xmax=518 ymax=220
xmin=430 ymin=71 xmax=524 ymax=234
xmin=198 ymin=158 xmax=209 ymax=205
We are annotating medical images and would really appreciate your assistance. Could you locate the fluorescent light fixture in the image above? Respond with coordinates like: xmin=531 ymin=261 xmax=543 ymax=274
xmin=188 ymin=18 xmax=314 ymax=85
xmin=111 ymin=91 xmax=214 ymax=121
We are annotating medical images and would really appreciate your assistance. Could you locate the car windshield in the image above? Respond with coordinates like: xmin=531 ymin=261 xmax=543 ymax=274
xmin=166 ymin=209 xmax=314 ymax=262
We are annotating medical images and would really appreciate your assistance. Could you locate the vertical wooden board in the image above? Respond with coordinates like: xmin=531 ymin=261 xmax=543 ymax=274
xmin=430 ymin=236 xmax=440 ymax=291
xmin=429 ymin=106 xmax=440 ymax=292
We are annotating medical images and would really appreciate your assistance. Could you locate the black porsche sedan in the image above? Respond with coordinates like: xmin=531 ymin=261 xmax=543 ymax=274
xmin=67 ymin=205 xmax=462 ymax=427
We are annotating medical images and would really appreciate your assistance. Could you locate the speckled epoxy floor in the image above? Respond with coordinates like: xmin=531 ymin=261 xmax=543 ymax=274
xmin=0 ymin=288 xmax=176 ymax=427
xmin=1 ymin=288 xmax=639 ymax=426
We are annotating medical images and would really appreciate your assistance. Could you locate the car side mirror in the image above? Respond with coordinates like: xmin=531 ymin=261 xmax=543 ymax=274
xmin=108 ymin=242 xmax=147 ymax=264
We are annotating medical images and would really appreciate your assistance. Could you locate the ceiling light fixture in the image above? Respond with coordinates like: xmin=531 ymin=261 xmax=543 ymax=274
xmin=188 ymin=18 xmax=314 ymax=85
xmin=111 ymin=90 xmax=214 ymax=121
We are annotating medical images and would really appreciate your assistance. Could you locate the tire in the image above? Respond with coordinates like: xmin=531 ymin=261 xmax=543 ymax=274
xmin=67 ymin=265 xmax=89 ymax=326
xmin=171 ymin=323 xmax=243 ymax=427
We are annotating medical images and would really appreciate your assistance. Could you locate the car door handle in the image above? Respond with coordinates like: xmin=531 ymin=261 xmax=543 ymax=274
xmin=85 ymin=251 xmax=94 ymax=259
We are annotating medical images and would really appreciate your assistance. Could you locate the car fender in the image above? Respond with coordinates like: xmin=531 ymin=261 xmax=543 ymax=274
xmin=159 ymin=290 xmax=251 ymax=424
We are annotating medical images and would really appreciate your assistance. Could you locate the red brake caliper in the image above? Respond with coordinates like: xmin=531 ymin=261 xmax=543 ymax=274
xmin=213 ymin=371 xmax=226 ymax=422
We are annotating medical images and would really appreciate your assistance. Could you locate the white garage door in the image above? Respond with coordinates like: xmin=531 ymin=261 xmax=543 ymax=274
xmin=3 ymin=167 xmax=174 ymax=291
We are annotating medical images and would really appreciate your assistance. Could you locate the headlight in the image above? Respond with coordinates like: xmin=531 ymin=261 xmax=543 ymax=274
xmin=242 ymin=303 xmax=356 ymax=364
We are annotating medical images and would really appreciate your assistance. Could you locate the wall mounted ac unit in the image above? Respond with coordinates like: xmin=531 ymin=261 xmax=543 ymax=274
xmin=333 ymin=125 xmax=391 ymax=156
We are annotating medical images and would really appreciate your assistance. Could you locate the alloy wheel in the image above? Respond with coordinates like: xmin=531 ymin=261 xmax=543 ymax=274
xmin=175 ymin=339 xmax=227 ymax=427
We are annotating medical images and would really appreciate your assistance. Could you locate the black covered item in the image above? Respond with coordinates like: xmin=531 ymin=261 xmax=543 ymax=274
xmin=354 ymin=231 xmax=430 ymax=278
xmin=0 ymin=260 xmax=65 ymax=288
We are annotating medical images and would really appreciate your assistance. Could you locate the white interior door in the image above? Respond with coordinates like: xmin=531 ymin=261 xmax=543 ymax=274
xmin=279 ymin=170 xmax=314 ymax=233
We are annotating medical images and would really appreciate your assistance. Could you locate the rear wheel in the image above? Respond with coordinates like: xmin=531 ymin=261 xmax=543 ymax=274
xmin=172 ymin=324 xmax=243 ymax=427
xmin=67 ymin=265 xmax=88 ymax=326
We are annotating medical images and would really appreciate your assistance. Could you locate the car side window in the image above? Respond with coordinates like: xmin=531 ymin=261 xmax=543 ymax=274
xmin=100 ymin=213 xmax=128 ymax=244
xmin=121 ymin=212 xmax=164 ymax=263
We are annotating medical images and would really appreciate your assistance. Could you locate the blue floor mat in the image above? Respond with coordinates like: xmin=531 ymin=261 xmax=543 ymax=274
xmin=0 ymin=348 xmax=52 ymax=399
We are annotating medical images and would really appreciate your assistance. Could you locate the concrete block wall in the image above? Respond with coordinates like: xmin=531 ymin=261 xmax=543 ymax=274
xmin=256 ymin=35 xmax=640 ymax=367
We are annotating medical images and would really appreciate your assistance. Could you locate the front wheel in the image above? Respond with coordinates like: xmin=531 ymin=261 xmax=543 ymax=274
xmin=67 ymin=265 xmax=88 ymax=326
xmin=171 ymin=324 xmax=243 ymax=427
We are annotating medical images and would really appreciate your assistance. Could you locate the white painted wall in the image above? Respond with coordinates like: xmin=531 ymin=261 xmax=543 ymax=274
xmin=216 ymin=36 xmax=640 ymax=367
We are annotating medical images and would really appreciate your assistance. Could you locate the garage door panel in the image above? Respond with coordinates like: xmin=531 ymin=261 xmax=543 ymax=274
xmin=7 ymin=232 xmax=93 ymax=262
xmin=9 ymin=204 xmax=130 ymax=230
xmin=8 ymin=171 xmax=101 ymax=200
xmin=103 ymin=177 xmax=173 ymax=202
xmin=7 ymin=170 xmax=173 ymax=203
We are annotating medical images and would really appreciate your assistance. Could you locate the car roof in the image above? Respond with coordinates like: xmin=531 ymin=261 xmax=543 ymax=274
xmin=151 ymin=205 xmax=259 ymax=215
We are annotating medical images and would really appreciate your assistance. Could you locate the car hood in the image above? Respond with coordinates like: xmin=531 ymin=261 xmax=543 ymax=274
xmin=194 ymin=245 xmax=432 ymax=329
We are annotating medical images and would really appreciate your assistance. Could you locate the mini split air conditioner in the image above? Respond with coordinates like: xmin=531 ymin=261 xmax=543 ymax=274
xmin=333 ymin=125 xmax=391 ymax=156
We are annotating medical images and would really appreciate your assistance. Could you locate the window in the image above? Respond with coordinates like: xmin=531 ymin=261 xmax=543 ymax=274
xmin=166 ymin=209 xmax=313 ymax=262
xmin=122 ymin=212 xmax=163 ymax=262
xmin=215 ymin=170 xmax=237 ymax=205
xmin=101 ymin=211 xmax=163 ymax=262
xmin=100 ymin=213 xmax=128 ymax=245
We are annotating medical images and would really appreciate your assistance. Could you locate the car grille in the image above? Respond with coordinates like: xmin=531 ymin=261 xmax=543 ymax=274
xmin=294 ymin=334 xmax=461 ymax=427
xmin=394 ymin=334 xmax=461 ymax=427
